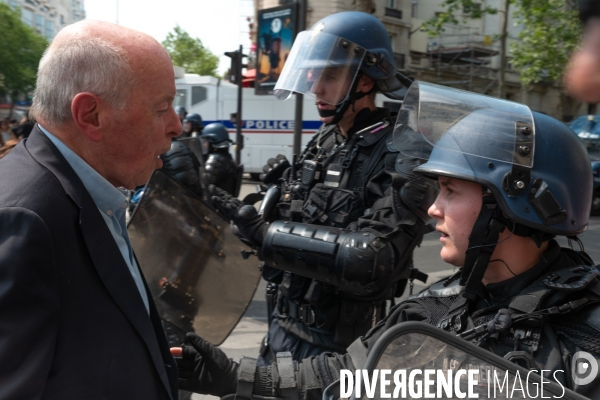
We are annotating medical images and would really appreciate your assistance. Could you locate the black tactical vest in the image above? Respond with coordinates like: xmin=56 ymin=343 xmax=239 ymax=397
xmin=265 ymin=108 xmax=400 ymax=348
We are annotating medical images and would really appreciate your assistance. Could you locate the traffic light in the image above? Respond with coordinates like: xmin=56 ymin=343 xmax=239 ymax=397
xmin=224 ymin=49 xmax=248 ymax=84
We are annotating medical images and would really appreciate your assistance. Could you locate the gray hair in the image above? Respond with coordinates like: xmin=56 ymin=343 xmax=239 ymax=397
xmin=30 ymin=36 xmax=134 ymax=125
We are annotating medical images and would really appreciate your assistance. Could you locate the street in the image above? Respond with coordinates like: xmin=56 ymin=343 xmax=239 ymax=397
xmin=192 ymin=180 xmax=600 ymax=400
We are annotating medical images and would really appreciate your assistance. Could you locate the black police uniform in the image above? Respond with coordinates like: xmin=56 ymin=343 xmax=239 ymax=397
xmin=204 ymin=150 xmax=239 ymax=196
xmin=249 ymin=240 xmax=600 ymax=399
xmin=258 ymin=107 xmax=431 ymax=365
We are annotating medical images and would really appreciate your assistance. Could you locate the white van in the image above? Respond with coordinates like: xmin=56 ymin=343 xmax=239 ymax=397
xmin=173 ymin=68 xmax=401 ymax=178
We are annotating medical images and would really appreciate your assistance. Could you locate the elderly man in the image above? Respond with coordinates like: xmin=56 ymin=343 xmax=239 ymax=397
xmin=0 ymin=21 xmax=181 ymax=399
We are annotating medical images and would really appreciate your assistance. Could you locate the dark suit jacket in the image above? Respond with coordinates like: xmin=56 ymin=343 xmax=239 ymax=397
xmin=0 ymin=126 xmax=178 ymax=399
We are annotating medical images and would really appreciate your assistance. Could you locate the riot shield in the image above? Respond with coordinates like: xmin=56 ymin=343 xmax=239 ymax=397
xmin=128 ymin=169 xmax=261 ymax=345
xmin=177 ymin=137 xmax=211 ymax=204
xmin=322 ymin=322 xmax=587 ymax=400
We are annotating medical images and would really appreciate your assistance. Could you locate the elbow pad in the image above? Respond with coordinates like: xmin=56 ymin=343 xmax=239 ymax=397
xmin=261 ymin=221 xmax=395 ymax=296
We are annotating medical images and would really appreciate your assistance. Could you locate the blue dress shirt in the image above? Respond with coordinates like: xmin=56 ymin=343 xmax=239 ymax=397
xmin=39 ymin=125 xmax=150 ymax=313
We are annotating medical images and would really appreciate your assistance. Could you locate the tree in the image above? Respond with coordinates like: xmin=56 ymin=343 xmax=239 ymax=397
xmin=510 ymin=0 xmax=581 ymax=87
xmin=162 ymin=26 xmax=219 ymax=78
xmin=422 ymin=0 xmax=582 ymax=94
xmin=0 ymin=3 xmax=48 ymax=108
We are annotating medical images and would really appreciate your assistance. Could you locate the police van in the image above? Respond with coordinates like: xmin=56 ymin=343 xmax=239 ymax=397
xmin=173 ymin=67 xmax=402 ymax=179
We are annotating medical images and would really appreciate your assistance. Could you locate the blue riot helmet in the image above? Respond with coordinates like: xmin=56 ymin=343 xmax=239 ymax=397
xmin=175 ymin=106 xmax=187 ymax=120
xmin=274 ymin=11 xmax=408 ymax=123
xmin=393 ymin=81 xmax=592 ymax=297
xmin=183 ymin=113 xmax=204 ymax=134
xmin=202 ymin=123 xmax=233 ymax=150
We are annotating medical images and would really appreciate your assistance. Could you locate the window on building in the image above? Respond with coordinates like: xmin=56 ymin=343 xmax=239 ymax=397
xmin=412 ymin=0 xmax=418 ymax=18
xmin=22 ymin=8 xmax=34 ymax=26
xmin=45 ymin=19 xmax=54 ymax=39
xmin=60 ymin=14 xmax=65 ymax=25
xmin=387 ymin=0 xmax=397 ymax=8
xmin=9 ymin=0 xmax=19 ymax=10
xmin=394 ymin=53 xmax=405 ymax=69
xmin=36 ymin=14 xmax=43 ymax=32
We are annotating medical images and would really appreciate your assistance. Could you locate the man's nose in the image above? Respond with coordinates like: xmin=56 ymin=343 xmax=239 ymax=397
xmin=310 ymin=79 xmax=323 ymax=96
xmin=169 ymin=109 xmax=183 ymax=137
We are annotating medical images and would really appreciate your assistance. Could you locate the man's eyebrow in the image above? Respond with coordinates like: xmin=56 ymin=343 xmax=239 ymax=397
xmin=155 ymin=94 xmax=175 ymax=107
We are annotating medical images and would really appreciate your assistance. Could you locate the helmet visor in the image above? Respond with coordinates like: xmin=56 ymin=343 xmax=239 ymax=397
xmin=392 ymin=81 xmax=536 ymax=168
xmin=273 ymin=30 xmax=366 ymax=106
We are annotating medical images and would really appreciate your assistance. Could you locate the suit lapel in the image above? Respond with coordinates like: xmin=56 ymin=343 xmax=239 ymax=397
xmin=25 ymin=127 xmax=175 ymax=399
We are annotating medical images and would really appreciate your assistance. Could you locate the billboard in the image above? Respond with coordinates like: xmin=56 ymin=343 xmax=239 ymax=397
xmin=255 ymin=4 xmax=298 ymax=95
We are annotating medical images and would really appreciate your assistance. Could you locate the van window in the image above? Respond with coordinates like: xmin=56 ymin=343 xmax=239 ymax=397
xmin=173 ymin=89 xmax=188 ymax=108
xmin=192 ymin=86 xmax=207 ymax=106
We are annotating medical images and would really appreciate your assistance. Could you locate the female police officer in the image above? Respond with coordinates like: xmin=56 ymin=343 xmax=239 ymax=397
xmin=174 ymin=82 xmax=600 ymax=399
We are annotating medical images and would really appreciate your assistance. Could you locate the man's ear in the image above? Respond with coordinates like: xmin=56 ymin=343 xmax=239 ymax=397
xmin=71 ymin=92 xmax=103 ymax=142
xmin=357 ymin=75 xmax=375 ymax=93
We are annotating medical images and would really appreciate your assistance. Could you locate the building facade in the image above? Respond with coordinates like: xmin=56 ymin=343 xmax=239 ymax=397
xmin=252 ymin=0 xmax=585 ymax=121
xmin=2 ymin=0 xmax=86 ymax=40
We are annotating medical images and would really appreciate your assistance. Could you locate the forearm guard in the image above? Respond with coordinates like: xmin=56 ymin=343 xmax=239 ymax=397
xmin=261 ymin=221 xmax=418 ymax=296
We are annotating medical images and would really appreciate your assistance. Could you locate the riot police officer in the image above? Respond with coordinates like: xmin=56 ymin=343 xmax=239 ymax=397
xmin=174 ymin=82 xmax=600 ymax=399
xmin=181 ymin=113 xmax=204 ymax=138
xmin=208 ymin=11 xmax=435 ymax=365
xmin=201 ymin=123 xmax=242 ymax=196
xmin=175 ymin=106 xmax=187 ymax=124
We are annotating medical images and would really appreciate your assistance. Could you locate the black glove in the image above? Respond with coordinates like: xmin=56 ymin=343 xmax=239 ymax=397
xmin=176 ymin=332 xmax=239 ymax=396
xmin=259 ymin=154 xmax=290 ymax=185
xmin=209 ymin=184 xmax=266 ymax=247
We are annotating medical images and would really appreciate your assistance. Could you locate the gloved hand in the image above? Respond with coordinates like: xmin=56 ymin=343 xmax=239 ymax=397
xmin=209 ymin=184 xmax=266 ymax=247
xmin=175 ymin=332 xmax=239 ymax=396
xmin=260 ymin=154 xmax=290 ymax=185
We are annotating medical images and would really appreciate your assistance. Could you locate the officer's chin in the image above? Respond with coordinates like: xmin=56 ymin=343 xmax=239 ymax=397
xmin=319 ymin=114 xmax=335 ymax=125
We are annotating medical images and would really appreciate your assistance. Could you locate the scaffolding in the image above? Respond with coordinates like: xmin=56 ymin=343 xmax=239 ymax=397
xmin=426 ymin=28 xmax=499 ymax=92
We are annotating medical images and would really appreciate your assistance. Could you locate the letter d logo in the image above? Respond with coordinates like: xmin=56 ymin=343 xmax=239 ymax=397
xmin=572 ymin=351 xmax=599 ymax=386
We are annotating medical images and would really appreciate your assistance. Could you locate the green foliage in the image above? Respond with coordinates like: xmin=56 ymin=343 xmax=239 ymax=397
xmin=421 ymin=0 xmax=500 ymax=36
xmin=162 ymin=26 xmax=219 ymax=78
xmin=510 ymin=0 xmax=582 ymax=86
xmin=0 ymin=3 xmax=48 ymax=99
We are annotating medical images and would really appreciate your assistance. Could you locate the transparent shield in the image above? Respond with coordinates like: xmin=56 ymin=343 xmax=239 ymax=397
xmin=392 ymin=82 xmax=536 ymax=168
xmin=128 ymin=170 xmax=261 ymax=345
xmin=273 ymin=30 xmax=366 ymax=105
xmin=346 ymin=322 xmax=584 ymax=400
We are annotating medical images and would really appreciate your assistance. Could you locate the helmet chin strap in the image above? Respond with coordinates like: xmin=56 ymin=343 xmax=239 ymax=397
xmin=460 ymin=192 xmax=508 ymax=301
xmin=317 ymin=75 xmax=371 ymax=126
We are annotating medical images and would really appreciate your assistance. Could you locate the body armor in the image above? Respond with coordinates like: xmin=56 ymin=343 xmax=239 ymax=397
xmin=243 ymin=243 xmax=600 ymax=400
xmin=204 ymin=151 xmax=240 ymax=196
xmin=259 ymin=108 xmax=433 ymax=362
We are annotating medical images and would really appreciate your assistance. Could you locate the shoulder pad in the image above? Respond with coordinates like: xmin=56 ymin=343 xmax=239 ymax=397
xmin=411 ymin=272 xmax=463 ymax=299
xmin=356 ymin=119 xmax=394 ymax=148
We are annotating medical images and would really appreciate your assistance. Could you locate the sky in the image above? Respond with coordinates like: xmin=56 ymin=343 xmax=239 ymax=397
xmin=84 ymin=0 xmax=254 ymax=74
